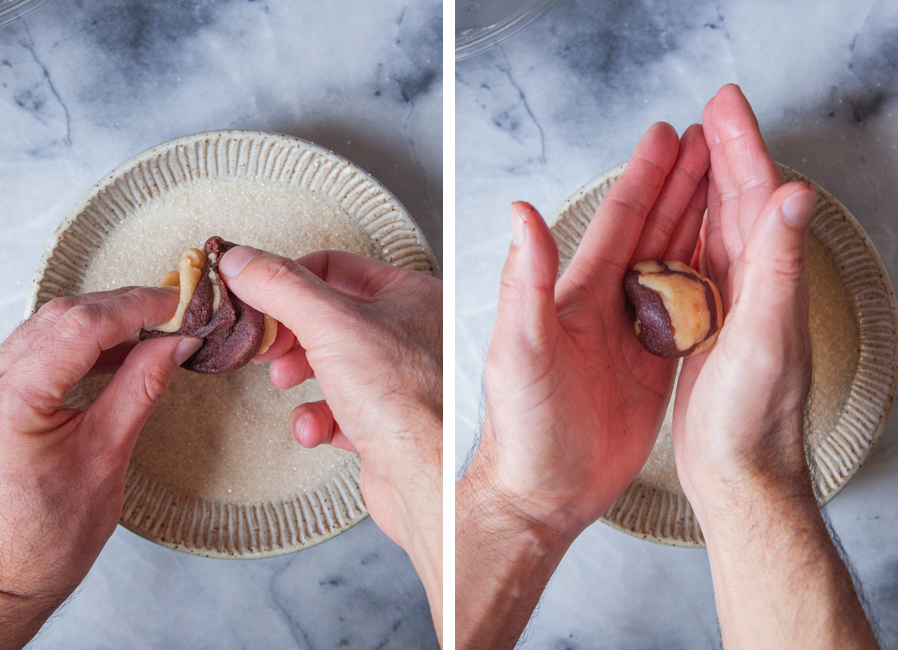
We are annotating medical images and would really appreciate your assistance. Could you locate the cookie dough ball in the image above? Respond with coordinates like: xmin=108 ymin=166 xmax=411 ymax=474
xmin=623 ymin=260 xmax=723 ymax=358
xmin=140 ymin=236 xmax=277 ymax=374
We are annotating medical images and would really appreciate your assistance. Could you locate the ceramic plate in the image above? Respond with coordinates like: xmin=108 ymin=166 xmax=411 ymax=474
xmin=27 ymin=131 xmax=439 ymax=558
xmin=548 ymin=163 xmax=897 ymax=547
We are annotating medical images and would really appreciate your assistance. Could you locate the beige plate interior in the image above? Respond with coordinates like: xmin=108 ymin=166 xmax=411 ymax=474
xmin=27 ymin=131 xmax=440 ymax=558
xmin=548 ymin=163 xmax=897 ymax=547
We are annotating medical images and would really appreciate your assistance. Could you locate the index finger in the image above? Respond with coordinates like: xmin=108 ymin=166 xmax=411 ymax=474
xmin=0 ymin=287 xmax=179 ymax=418
xmin=295 ymin=249 xmax=408 ymax=299
xmin=559 ymin=122 xmax=680 ymax=298
xmin=0 ymin=287 xmax=166 ymax=378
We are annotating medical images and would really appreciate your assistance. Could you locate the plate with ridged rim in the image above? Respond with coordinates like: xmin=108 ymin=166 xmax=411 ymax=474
xmin=548 ymin=163 xmax=897 ymax=548
xmin=26 ymin=131 xmax=440 ymax=558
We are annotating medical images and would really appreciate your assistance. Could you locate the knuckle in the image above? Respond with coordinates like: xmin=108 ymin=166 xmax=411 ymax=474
xmin=768 ymin=254 xmax=806 ymax=285
xmin=37 ymin=296 xmax=79 ymax=323
xmin=254 ymin=256 xmax=301 ymax=293
xmin=139 ymin=366 xmax=173 ymax=407
xmin=59 ymin=303 xmax=103 ymax=338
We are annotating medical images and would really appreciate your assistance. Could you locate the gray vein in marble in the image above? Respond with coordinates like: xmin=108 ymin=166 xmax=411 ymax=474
xmin=392 ymin=2 xmax=441 ymax=105
xmin=391 ymin=1 xmax=442 ymax=238
xmin=20 ymin=22 xmax=70 ymax=145
xmin=704 ymin=2 xmax=730 ymax=39
xmin=82 ymin=0 xmax=214 ymax=78
xmin=269 ymin=569 xmax=315 ymax=650
xmin=498 ymin=47 xmax=545 ymax=164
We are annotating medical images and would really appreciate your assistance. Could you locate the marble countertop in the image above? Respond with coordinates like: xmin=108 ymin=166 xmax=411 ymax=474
xmin=456 ymin=0 xmax=897 ymax=647
xmin=0 ymin=0 xmax=441 ymax=648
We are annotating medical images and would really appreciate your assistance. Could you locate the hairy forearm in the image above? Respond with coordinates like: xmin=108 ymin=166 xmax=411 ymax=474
xmin=701 ymin=483 xmax=877 ymax=650
xmin=0 ymin=591 xmax=65 ymax=650
xmin=455 ymin=473 xmax=575 ymax=650
xmin=392 ymin=416 xmax=443 ymax=646
xmin=408 ymin=481 xmax=443 ymax=646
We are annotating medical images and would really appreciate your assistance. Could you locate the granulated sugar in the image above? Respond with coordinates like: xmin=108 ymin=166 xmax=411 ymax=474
xmin=637 ymin=236 xmax=860 ymax=493
xmin=78 ymin=177 xmax=381 ymax=503
xmin=81 ymin=177 xmax=379 ymax=292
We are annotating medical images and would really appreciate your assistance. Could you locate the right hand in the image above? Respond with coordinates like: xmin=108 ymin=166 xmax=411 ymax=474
xmin=671 ymin=84 xmax=818 ymax=532
xmin=219 ymin=248 xmax=441 ymax=551
xmin=466 ymin=121 xmax=710 ymax=537
xmin=218 ymin=248 xmax=443 ymax=641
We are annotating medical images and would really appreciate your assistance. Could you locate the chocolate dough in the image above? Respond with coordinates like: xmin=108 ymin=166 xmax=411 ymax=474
xmin=141 ymin=237 xmax=265 ymax=373
xmin=623 ymin=260 xmax=722 ymax=358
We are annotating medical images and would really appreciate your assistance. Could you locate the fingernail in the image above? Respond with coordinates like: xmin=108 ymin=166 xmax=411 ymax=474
xmin=293 ymin=415 xmax=309 ymax=446
xmin=174 ymin=337 xmax=203 ymax=366
xmin=510 ymin=202 xmax=527 ymax=246
xmin=781 ymin=187 xmax=817 ymax=229
xmin=219 ymin=246 xmax=259 ymax=278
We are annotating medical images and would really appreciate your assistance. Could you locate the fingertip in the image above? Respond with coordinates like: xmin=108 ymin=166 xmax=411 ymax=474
xmin=510 ymin=202 xmax=528 ymax=246
xmin=290 ymin=402 xmax=335 ymax=448
xmin=741 ymin=182 xmax=815 ymax=301
xmin=156 ymin=285 xmax=181 ymax=297
xmin=291 ymin=413 xmax=312 ymax=447
xmin=644 ymin=122 xmax=680 ymax=162
xmin=269 ymin=346 xmax=313 ymax=389
xmin=650 ymin=120 xmax=679 ymax=141
xmin=682 ymin=123 xmax=710 ymax=162
xmin=780 ymin=183 xmax=817 ymax=229
xmin=504 ymin=201 xmax=558 ymax=287
xmin=219 ymin=246 xmax=260 ymax=279
xmin=252 ymin=322 xmax=295 ymax=364
xmin=682 ymin=122 xmax=705 ymax=141
xmin=174 ymin=337 xmax=203 ymax=366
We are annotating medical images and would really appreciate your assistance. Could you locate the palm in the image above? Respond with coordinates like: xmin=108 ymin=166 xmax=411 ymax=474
xmin=670 ymin=85 xmax=787 ymax=509
xmin=478 ymin=121 xmax=711 ymax=529
xmin=551 ymin=303 xmax=676 ymax=513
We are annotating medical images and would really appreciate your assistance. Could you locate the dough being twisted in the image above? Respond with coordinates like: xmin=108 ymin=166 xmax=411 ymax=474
xmin=140 ymin=236 xmax=276 ymax=374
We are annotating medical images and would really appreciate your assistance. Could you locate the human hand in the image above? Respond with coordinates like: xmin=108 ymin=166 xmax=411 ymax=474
xmin=465 ymin=121 xmax=710 ymax=538
xmin=218 ymin=248 xmax=443 ymax=639
xmin=0 ymin=287 xmax=201 ymax=650
xmin=455 ymin=123 xmax=709 ymax=649
xmin=671 ymin=84 xmax=877 ymax=650
xmin=671 ymin=84 xmax=817 ymax=528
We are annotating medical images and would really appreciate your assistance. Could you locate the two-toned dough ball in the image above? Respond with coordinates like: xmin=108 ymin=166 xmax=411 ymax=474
xmin=623 ymin=261 xmax=723 ymax=358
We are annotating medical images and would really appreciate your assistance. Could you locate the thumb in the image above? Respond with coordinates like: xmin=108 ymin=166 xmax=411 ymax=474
xmin=84 ymin=335 xmax=203 ymax=457
xmin=493 ymin=202 xmax=560 ymax=350
xmin=734 ymin=182 xmax=817 ymax=316
xmin=218 ymin=246 xmax=350 ymax=349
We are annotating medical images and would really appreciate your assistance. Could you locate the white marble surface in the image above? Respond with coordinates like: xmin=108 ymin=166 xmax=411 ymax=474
xmin=0 ymin=0 xmax=441 ymax=647
xmin=456 ymin=0 xmax=897 ymax=647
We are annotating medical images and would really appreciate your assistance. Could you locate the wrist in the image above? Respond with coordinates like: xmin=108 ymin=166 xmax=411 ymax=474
xmin=0 ymin=590 xmax=67 ymax=650
xmin=682 ymin=414 xmax=813 ymax=538
xmin=408 ymin=517 xmax=443 ymax=642
xmin=456 ymin=472 xmax=577 ymax=650
xmin=697 ymin=478 xmax=878 ymax=650
xmin=464 ymin=429 xmax=592 ymax=542
xmin=692 ymin=465 xmax=819 ymax=545
xmin=456 ymin=471 xmax=581 ymax=552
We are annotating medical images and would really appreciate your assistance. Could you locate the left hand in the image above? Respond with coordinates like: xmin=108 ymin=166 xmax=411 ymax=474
xmin=466 ymin=121 xmax=710 ymax=537
xmin=0 ymin=287 xmax=200 ymax=650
